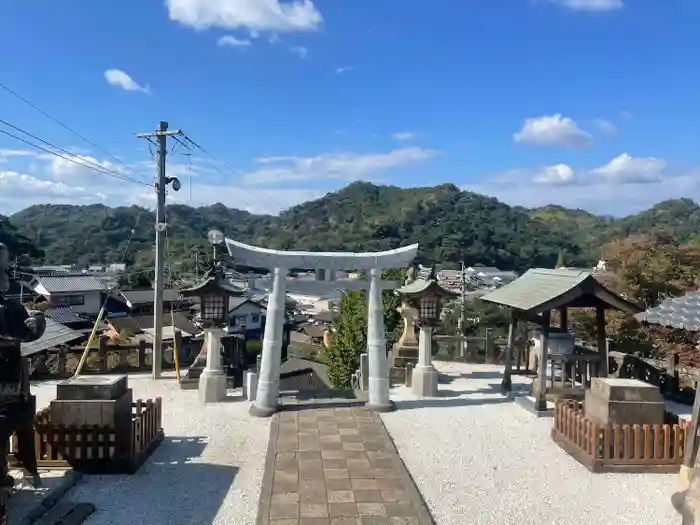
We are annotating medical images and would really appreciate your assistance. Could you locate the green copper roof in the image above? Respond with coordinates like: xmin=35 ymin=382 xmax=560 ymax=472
xmin=481 ymin=268 xmax=641 ymax=315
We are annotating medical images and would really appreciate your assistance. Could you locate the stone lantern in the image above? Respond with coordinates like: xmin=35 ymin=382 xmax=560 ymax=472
xmin=395 ymin=274 xmax=457 ymax=397
xmin=180 ymin=256 xmax=243 ymax=403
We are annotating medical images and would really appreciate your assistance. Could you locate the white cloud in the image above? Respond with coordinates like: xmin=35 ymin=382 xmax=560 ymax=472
xmin=590 ymin=153 xmax=666 ymax=183
xmin=533 ymin=164 xmax=575 ymax=185
xmin=620 ymin=109 xmax=633 ymax=121
xmin=218 ymin=35 xmax=252 ymax=48
xmin=104 ymin=69 xmax=151 ymax=95
xmin=392 ymin=131 xmax=418 ymax=141
xmin=248 ymin=147 xmax=440 ymax=184
xmin=551 ymin=0 xmax=624 ymax=11
xmin=593 ymin=118 xmax=618 ymax=136
xmin=513 ymin=114 xmax=592 ymax=149
xmin=463 ymin=153 xmax=694 ymax=216
xmin=335 ymin=66 xmax=354 ymax=74
xmin=290 ymin=45 xmax=308 ymax=58
xmin=165 ymin=0 xmax=323 ymax=33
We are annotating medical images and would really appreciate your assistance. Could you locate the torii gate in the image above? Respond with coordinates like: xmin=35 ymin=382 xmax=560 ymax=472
xmin=224 ymin=239 xmax=419 ymax=417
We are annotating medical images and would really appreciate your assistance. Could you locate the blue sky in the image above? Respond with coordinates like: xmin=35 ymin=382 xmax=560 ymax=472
xmin=0 ymin=0 xmax=698 ymax=216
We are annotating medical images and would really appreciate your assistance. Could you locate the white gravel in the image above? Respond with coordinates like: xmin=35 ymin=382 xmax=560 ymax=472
xmin=31 ymin=373 xmax=269 ymax=525
xmin=381 ymin=362 xmax=682 ymax=525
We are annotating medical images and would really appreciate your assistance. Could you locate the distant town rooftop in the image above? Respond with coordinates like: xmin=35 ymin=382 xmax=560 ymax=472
xmin=32 ymin=274 xmax=107 ymax=294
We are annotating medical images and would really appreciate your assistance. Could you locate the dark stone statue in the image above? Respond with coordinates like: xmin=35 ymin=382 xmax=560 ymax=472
xmin=0 ymin=243 xmax=45 ymax=524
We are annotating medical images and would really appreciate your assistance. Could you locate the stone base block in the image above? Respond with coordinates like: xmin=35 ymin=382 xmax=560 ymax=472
xmin=584 ymin=378 xmax=665 ymax=426
xmin=244 ymin=371 xmax=258 ymax=401
xmin=198 ymin=370 xmax=227 ymax=403
xmin=411 ymin=365 xmax=438 ymax=397
xmin=50 ymin=389 xmax=133 ymax=429
xmin=56 ymin=375 xmax=128 ymax=401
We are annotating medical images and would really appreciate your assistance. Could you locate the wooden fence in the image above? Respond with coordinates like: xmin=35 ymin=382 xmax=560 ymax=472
xmin=8 ymin=398 xmax=164 ymax=474
xmin=551 ymin=399 xmax=687 ymax=473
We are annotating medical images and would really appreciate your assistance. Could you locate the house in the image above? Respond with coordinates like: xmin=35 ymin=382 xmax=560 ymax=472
xmin=228 ymin=297 xmax=264 ymax=333
xmin=105 ymin=311 xmax=201 ymax=341
xmin=312 ymin=310 xmax=337 ymax=325
xmin=291 ymin=324 xmax=328 ymax=346
xmin=42 ymin=306 xmax=94 ymax=331
xmin=119 ymin=289 xmax=185 ymax=316
xmin=31 ymin=274 xmax=108 ymax=316
xmin=31 ymin=264 xmax=75 ymax=276
xmin=21 ymin=318 xmax=85 ymax=357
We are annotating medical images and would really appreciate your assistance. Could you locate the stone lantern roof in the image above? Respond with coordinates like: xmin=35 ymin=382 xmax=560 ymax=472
xmin=396 ymin=278 xmax=458 ymax=299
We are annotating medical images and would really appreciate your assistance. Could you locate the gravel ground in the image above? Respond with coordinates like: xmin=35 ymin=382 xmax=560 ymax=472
xmin=30 ymin=373 xmax=269 ymax=525
xmin=381 ymin=362 xmax=682 ymax=525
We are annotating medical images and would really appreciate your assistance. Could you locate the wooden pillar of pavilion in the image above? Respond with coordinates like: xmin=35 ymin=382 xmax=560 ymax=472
xmin=595 ymin=303 xmax=608 ymax=377
xmin=535 ymin=311 xmax=551 ymax=412
xmin=500 ymin=310 xmax=517 ymax=393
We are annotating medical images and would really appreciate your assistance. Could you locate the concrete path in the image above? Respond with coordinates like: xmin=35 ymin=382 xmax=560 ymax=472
xmin=257 ymin=398 xmax=434 ymax=525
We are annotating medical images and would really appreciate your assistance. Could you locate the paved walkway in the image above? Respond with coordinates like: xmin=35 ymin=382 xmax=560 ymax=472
xmin=257 ymin=398 xmax=434 ymax=525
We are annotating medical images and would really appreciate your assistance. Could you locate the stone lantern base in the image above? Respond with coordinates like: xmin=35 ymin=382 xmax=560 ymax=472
xmin=411 ymin=365 xmax=438 ymax=397
xmin=199 ymin=369 xmax=227 ymax=403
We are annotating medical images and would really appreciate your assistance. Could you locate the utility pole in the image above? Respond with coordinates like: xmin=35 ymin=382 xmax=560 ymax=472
xmin=136 ymin=121 xmax=182 ymax=379
xmin=458 ymin=260 xmax=468 ymax=358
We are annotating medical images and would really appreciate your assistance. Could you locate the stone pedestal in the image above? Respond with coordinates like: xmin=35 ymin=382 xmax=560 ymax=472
xmin=584 ymin=377 xmax=665 ymax=426
xmin=50 ymin=376 xmax=133 ymax=457
xmin=390 ymin=301 xmax=420 ymax=384
xmin=412 ymin=325 xmax=438 ymax=397
xmin=199 ymin=328 xmax=227 ymax=403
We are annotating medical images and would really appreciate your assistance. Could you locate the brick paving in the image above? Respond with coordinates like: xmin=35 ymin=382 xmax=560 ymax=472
xmin=257 ymin=400 xmax=434 ymax=525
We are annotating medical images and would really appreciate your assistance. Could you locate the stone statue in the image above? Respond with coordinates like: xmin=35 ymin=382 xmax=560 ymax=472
xmin=0 ymin=243 xmax=45 ymax=523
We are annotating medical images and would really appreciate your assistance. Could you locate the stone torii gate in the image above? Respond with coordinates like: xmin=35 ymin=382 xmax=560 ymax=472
xmin=224 ymin=239 xmax=419 ymax=417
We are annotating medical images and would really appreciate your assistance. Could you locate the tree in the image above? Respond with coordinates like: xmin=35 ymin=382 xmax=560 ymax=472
xmin=326 ymin=291 xmax=367 ymax=388
xmin=325 ymin=267 xmax=408 ymax=388
xmin=568 ymin=233 xmax=700 ymax=360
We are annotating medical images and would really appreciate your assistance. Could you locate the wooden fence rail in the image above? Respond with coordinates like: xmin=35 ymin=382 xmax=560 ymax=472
xmin=8 ymin=398 xmax=164 ymax=474
xmin=551 ymin=399 xmax=687 ymax=473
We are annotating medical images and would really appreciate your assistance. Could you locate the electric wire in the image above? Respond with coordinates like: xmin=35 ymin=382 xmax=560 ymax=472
xmin=0 ymin=127 xmax=151 ymax=187
xmin=175 ymin=134 xmax=287 ymax=210
xmin=0 ymin=81 xmax=151 ymax=183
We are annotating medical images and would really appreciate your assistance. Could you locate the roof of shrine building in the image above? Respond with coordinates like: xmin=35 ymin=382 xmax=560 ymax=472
xmin=636 ymin=289 xmax=700 ymax=331
xmin=481 ymin=268 xmax=642 ymax=315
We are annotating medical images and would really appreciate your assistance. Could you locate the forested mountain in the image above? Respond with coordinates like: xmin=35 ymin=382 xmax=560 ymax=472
xmin=5 ymin=182 xmax=700 ymax=272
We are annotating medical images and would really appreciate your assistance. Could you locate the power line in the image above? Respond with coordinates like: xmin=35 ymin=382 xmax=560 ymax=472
xmin=177 ymin=133 xmax=287 ymax=210
xmin=0 ymin=119 xmax=150 ymax=187
xmin=0 ymin=81 xmax=150 ymax=182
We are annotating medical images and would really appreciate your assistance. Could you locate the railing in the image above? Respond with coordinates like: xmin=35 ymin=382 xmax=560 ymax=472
xmin=433 ymin=334 xmax=507 ymax=364
xmin=551 ymin=400 xmax=687 ymax=473
xmin=548 ymin=352 xmax=603 ymax=391
xmin=8 ymin=398 xmax=164 ymax=474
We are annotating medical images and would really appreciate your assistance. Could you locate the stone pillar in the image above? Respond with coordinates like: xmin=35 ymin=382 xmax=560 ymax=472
xmin=412 ymin=325 xmax=438 ymax=397
xmin=366 ymin=268 xmax=394 ymax=412
xmin=251 ymin=267 xmax=287 ymax=417
xmin=199 ymin=328 xmax=227 ymax=403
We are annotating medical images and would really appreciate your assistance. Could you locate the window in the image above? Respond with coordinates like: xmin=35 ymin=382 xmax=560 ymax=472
xmin=53 ymin=294 xmax=85 ymax=306
xmin=236 ymin=315 xmax=247 ymax=326
xmin=202 ymin=295 xmax=226 ymax=321
xmin=251 ymin=314 xmax=260 ymax=324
